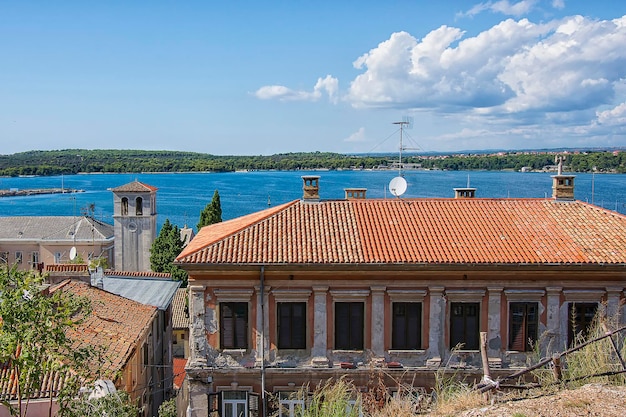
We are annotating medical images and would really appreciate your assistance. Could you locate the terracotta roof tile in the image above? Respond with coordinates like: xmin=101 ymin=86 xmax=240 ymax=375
xmin=1 ymin=281 xmax=156 ymax=401
xmin=172 ymin=288 xmax=189 ymax=329
xmin=52 ymin=281 xmax=157 ymax=377
xmin=111 ymin=180 xmax=157 ymax=193
xmin=176 ymin=198 xmax=626 ymax=266
xmin=173 ymin=357 xmax=187 ymax=390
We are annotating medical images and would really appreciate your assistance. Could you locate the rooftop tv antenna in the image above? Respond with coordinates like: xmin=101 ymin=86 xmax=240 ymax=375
xmin=388 ymin=117 xmax=413 ymax=197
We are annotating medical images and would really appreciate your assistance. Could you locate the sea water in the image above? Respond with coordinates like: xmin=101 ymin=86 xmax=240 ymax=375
xmin=0 ymin=170 xmax=624 ymax=232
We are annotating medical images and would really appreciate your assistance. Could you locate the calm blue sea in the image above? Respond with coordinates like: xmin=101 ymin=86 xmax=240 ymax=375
xmin=0 ymin=170 xmax=624 ymax=232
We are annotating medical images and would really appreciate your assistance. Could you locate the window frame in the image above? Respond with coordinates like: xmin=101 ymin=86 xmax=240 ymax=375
xmin=568 ymin=302 xmax=598 ymax=346
xmin=121 ymin=197 xmax=128 ymax=216
xmin=508 ymin=302 xmax=539 ymax=352
xmin=30 ymin=251 xmax=39 ymax=268
xmin=334 ymin=301 xmax=365 ymax=350
xmin=391 ymin=302 xmax=422 ymax=350
xmin=220 ymin=302 xmax=249 ymax=350
xmin=277 ymin=302 xmax=307 ymax=350
xmin=449 ymin=302 xmax=480 ymax=350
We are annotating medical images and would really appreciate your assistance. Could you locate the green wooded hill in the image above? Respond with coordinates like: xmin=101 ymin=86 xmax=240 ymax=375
xmin=0 ymin=149 xmax=624 ymax=176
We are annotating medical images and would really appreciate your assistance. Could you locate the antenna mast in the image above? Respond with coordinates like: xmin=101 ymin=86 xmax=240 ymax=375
xmin=392 ymin=121 xmax=409 ymax=176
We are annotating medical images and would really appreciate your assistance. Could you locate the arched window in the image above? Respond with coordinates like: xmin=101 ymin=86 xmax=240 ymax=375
xmin=136 ymin=197 xmax=143 ymax=215
xmin=121 ymin=197 xmax=129 ymax=216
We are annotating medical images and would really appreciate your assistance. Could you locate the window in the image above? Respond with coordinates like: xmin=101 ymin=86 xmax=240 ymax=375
xmin=392 ymin=302 xmax=422 ymax=350
xmin=509 ymin=302 xmax=538 ymax=351
xmin=30 ymin=251 xmax=39 ymax=268
xmin=220 ymin=302 xmax=248 ymax=349
xmin=278 ymin=392 xmax=305 ymax=417
xmin=143 ymin=342 xmax=149 ymax=368
xmin=55 ymin=252 xmax=62 ymax=264
xmin=121 ymin=197 xmax=128 ymax=216
xmin=568 ymin=302 xmax=598 ymax=346
xmin=136 ymin=197 xmax=143 ymax=215
xmin=450 ymin=302 xmax=480 ymax=350
xmin=0 ymin=252 xmax=8 ymax=264
xmin=15 ymin=251 xmax=22 ymax=264
xmin=277 ymin=302 xmax=306 ymax=349
xmin=209 ymin=391 xmax=259 ymax=417
xmin=335 ymin=302 xmax=364 ymax=350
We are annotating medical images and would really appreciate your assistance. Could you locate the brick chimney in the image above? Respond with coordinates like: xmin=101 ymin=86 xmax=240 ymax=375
xmin=301 ymin=176 xmax=320 ymax=201
xmin=344 ymin=188 xmax=367 ymax=199
xmin=551 ymin=157 xmax=575 ymax=200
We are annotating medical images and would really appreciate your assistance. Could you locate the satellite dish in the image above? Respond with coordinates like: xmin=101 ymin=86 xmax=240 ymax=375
xmin=389 ymin=176 xmax=407 ymax=197
xmin=69 ymin=246 xmax=77 ymax=261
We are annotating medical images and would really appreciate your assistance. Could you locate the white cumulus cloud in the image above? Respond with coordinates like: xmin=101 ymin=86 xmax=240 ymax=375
xmin=459 ymin=0 xmax=539 ymax=18
xmin=344 ymin=127 xmax=366 ymax=143
xmin=254 ymin=75 xmax=338 ymax=103
xmin=346 ymin=14 xmax=626 ymax=121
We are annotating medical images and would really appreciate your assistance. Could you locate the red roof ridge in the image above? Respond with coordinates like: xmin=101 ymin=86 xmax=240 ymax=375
xmin=177 ymin=200 xmax=298 ymax=261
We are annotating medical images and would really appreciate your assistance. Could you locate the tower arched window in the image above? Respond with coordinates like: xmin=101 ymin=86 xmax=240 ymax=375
xmin=121 ymin=197 xmax=129 ymax=216
xmin=136 ymin=197 xmax=143 ymax=215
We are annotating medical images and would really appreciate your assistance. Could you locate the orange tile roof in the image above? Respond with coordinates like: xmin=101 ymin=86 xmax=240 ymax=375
xmin=111 ymin=180 xmax=158 ymax=192
xmin=53 ymin=281 xmax=157 ymax=378
xmin=1 ymin=281 xmax=157 ymax=401
xmin=172 ymin=288 xmax=189 ymax=329
xmin=173 ymin=357 xmax=187 ymax=390
xmin=176 ymin=198 xmax=626 ymax=266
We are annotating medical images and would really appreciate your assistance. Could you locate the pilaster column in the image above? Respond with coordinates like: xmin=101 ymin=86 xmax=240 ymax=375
xmin=189 ymin=285 xmax=208 ymax=366
xmin=487 ymin=287 xmax=503 ymax=358
xmin=606 ymin=287 xmax=623 ymax=324
xmin=254 ymin=285 xmax=271 ymax=365
xmin=545 ymin=287 xmax=562 ymax=354
xmin=370 ymin=286 xmax=386 ymax=357
xmin=311 ymin=286 xmax=329 ymax=365
xmin=427 ymin=286 xmax=445 ymax=363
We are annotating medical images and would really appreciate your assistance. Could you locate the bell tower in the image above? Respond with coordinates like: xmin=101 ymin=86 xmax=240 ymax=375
xmin=111 ymin=180 xmax=157 ymax=271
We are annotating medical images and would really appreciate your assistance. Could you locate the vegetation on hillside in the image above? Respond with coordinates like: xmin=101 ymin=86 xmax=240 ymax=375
xmin=0 ymin=148 xmax=624 ymax=176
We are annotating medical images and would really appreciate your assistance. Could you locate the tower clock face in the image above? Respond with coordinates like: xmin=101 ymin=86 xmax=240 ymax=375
xmin=128 ymin=222 xmax=137 ymax=232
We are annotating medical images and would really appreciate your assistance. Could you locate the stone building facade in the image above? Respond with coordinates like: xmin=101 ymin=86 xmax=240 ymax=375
xmin=176 ymin=175 xmax=626 ymax=417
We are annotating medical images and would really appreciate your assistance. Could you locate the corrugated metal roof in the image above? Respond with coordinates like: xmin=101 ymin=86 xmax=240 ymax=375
xmin=103 ymin=275 xmax=181 ymax=310
xmin=176 ymin=198 xmax=626 ymax=266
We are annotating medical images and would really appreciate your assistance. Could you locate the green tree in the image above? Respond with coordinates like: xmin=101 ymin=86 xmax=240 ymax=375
xmin=59 ymin=384 xmax=141 ymax=417
xmin=197 ymin=189 xmax=222 ymax=231
xmin=0 ymin=266 xmax=92 ymax=416
xmin=158 ymin=398 xmax=177 ymax=417
xmin=150 ymin=219 xmax=188 ymax=286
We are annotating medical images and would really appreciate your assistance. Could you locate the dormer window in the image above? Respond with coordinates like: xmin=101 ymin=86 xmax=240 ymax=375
xmin=136 ymin=197 xmax=143 ymax=215
xmin=121 ymin=197 xmax=129 ymax=216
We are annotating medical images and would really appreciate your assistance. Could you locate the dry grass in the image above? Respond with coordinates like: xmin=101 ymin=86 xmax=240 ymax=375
xmin=274 ymin=310 xmax=626 ymax=416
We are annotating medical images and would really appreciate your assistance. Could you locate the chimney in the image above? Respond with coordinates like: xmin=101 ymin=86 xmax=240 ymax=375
xmin=90 ymin=266 xmax=104 ymax=289
xmin=301 ymin=176 xmax=320 ymax=201
xmin=453 ymin=188 xmax=476 ymax=199
xmin=551 ymin=157 xmax=575 ymax=200
xmin=551 ymin=175 xmax=575 ymax=200
xmin=344 ymin=188 xmax=367 ymax=200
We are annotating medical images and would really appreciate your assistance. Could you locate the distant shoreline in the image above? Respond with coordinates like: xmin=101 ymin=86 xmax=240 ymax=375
xmin=0 ymin=188 xmax=84 ymax=197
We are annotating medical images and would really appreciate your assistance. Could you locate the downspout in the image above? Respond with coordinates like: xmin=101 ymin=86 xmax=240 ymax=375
xmin=260 ymin=265 xmax=267 ymax=417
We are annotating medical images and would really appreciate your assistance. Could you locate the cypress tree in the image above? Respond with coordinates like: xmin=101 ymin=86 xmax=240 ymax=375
xmin=150 ymin=218 xmax=188 ymax=286
xmin=197 ymin=189 xmax=222 ymax=231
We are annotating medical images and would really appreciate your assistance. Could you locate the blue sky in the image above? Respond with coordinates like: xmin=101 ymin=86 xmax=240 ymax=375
xmin=2 ymin=0 xmax=626 ymax=155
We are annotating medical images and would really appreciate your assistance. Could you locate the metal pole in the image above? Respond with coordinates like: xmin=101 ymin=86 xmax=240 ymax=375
xmin=260 ymin=265 xmax=266 ymax=417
